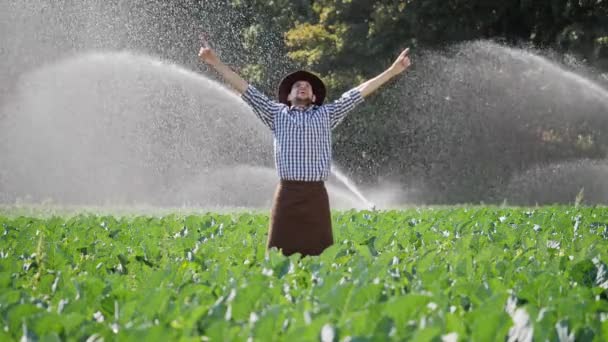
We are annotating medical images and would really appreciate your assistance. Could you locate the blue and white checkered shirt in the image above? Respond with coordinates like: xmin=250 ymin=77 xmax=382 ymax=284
xmin=241 ymin=85 xmax=364 ymax=181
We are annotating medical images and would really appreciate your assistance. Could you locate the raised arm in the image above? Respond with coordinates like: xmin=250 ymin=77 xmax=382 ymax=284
xmin=325 ymin=48 xmax=412 ymax=129
xmin=198 ymin=34 xmax=248 ymax=94
xmin=356 ymin=48 xmax=411 ymax=98
xmin=198 ymin=34 xmax=283 ymax=130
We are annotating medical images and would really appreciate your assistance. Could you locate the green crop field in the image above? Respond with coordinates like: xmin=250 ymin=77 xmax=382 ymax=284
xmin=1 ymin=207 xmax=608 ymax=341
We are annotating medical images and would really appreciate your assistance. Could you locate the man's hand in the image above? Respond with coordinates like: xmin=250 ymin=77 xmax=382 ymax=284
xmin=197 ymin=33 xmax=248 ymax=94
xmin=356 ymin=47 xmax=412 ymax=98
xmin=198 ymin=33 xmax=220 ymax=66
xmin=389 ymin=48 xmax=411 ymax=76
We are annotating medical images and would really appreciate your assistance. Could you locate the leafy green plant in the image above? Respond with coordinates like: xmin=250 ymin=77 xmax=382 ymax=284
xmin=1 ymin=207 xmax=607 ymax=341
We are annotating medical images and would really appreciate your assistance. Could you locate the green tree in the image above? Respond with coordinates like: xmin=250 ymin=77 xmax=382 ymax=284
xmin=194 ymin=0 xmax=608 ymax=203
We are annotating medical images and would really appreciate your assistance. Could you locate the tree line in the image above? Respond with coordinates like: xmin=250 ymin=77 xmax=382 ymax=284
xmin=196 ymin=0 xmax=608 ymax=203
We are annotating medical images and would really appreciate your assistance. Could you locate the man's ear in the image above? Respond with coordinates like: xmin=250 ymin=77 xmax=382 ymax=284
xmin=312 ymin=94 xmax=316 ymax=102
xmin=287 ymin=93 xmax=293 ymax=102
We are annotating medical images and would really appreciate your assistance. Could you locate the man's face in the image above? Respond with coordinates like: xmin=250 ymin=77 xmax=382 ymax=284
xmin=287 ymin=80 xmax=316 ymax=105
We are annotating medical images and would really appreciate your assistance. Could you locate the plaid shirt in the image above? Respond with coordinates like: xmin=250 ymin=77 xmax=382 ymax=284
xmin=242 ymin=85 xmax=364 ymax=181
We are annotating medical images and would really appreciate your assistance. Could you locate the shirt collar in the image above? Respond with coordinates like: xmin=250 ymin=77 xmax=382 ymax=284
xmin=289 ymin=104 xmax=317 ymax=111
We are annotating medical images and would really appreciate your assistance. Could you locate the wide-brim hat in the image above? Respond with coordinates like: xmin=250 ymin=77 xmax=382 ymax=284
xmin=278 ymin=70 xmax=326 ymax=106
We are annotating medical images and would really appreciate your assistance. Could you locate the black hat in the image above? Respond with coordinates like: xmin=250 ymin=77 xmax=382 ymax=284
xmin=278 ymin=70 xmax=326 ymax=106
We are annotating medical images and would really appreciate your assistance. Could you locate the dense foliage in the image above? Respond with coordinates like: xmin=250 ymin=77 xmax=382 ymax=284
xmin=3 ymin=1 xmax=607 ymax=204
xmin=204 ymin=0 xmax=608 ymax=92
xmin=191 ymin=1 xmax=608 ymax=203
xmin=1 ymin=208 xmax=608 ymax=340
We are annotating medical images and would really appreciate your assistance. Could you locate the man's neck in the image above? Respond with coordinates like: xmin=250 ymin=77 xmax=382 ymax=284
xmin=290 ymin=101 xmax=313 ymax=110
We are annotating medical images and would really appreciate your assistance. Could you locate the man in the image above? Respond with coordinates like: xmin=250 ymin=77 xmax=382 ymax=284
xmin=199 ymin=36 xmax=411 ymax=256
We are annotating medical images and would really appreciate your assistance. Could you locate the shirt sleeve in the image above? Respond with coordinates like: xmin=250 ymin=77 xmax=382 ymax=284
xmin=241 ymin=85 xmax=284 ymax=131
xmin=323 ymin=88 xmax=365 ymax=130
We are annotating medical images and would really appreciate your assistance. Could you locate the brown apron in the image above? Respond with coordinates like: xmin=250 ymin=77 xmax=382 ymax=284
xmin=268 ymin=180 xmax=333 ymax=256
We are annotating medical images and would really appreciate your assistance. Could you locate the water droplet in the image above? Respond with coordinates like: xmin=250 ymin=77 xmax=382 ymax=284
xmin=320 ymin=324 xmax=335 ymax=342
